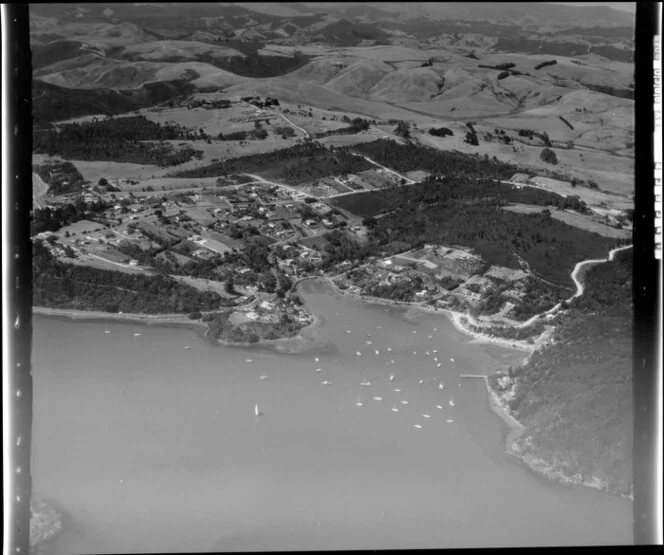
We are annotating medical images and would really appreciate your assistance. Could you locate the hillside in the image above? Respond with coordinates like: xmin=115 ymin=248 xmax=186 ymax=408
xmin=489 ymin=248 xmax=633 ymax=497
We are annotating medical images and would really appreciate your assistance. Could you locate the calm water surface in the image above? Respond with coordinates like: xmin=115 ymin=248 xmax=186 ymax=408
xmin=31 ymin=280 xmax=632 ymax=552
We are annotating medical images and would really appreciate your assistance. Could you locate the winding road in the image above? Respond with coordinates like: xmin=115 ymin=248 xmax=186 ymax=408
xmin=450 ymin=244 xmax=633 ymax=342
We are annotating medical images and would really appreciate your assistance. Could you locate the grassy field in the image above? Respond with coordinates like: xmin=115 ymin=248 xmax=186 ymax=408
xmin=329 ymin=190 xmax=393 ymax=218
xmin=502 ymin=204 xmax=631 ymax=239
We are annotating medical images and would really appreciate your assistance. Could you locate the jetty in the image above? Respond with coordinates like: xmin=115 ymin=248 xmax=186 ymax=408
xmin=459 ymin=374 xmax=488 ymax=380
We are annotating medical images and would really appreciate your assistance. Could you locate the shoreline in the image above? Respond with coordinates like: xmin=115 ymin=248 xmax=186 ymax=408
xmin=308 ymin=275 xmax=542 ymax=354
xmin=32 ymin=305 xmax=325 ymax=354
xmin=481 ymin=374 xmax=634 ymax=502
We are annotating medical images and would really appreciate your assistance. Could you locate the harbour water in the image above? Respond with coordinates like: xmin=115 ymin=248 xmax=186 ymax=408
xmin=31 ymin=279 xmax=632 ymax=552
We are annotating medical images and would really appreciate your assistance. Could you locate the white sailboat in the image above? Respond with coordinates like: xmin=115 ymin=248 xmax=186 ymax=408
xmin=436 ymin=405 xmax=443 ymax=410
xmin=423 ymin=413 xmax=431 ymax=419
xmin=254 ymin=404 xmax=261 ymax=417
xmin=360 ymin=380 xmax=371 ymax=386
xmin=449 ymin=400 xmax=455 ymax=407
xmin=321 ymin=380 xmax=332 ymax=385
xmin=393 ymin=388 xmax=401 ymax=392
xmin=413 ymin=424 xmax=423 ymax=429
xmin=389 ymin=374 xmax=395 ymax=382
xmin=356 ymin=398 xmax=364 ymax=407
xmin=372 ymin=396 xmax=383 ymax=401
xmin=315 ymin=368 xmax=323 ymax=372
xmin=436 ymin=363 xmax=442 ymax=368
xmin=133 ymin=333 xmax=142 ymax=337
xmin=260 ymin=375 xmax=269 ymax=380
xmin=391 ymin=404 xmax=399 ymax=412
xmin=356 ymin=351 xmax=362 ymax=357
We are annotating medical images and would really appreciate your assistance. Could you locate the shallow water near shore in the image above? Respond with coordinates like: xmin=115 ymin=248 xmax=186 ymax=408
xmin=31 ymin=279 xmax=632 ymax=552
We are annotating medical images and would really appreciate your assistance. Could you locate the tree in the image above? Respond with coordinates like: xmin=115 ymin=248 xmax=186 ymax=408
xmin=394 ymin=121 xmax=410 ymax=139
xmin=98 ymin=177 xmax=108 ymax=186
xmin=540 ymin=147 xmax=558 ymax=165
xmin=224 ymin=279 xmax=237 ymax=296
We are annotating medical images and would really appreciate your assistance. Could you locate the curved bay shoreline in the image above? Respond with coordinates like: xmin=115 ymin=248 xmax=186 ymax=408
xmin=32 ymin=243 xmax=632 ymax=502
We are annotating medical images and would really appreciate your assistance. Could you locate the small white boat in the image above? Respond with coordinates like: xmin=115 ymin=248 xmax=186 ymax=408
xmin=104 ymin=330 xmax=111 ymax=334
xmin=413 ymin=351 xmax=417 ymax=355
xmin=419 ymin=379 xmax=424 ymax=385
xmin=245 ymin=358 xmax=253 ymax=363
xmin=322 ymin=380 xmax=332 ymax=385
xmin=356 ymin=351 xmax=362 ymax=357
xmin=260 ymin=375 xmax=269 ymax=380
xmin=314 ymin=357 xmax=319 ymax=362
xmin=315 ymin=368 xmax=323 ymax=372
xmin=449 ymin=400 xmax=455 ymax=407
xmin=413 ymin=424 xmax=423 ymax=429
xmin=375 ymin=350 xmax=380 ymax=355
xmin=400 ymin=400 xmax=409 ymax=405
xmin=425 ymin=351 xmax=430 ymax=356
xmin=356 ymin=398 xmax=364 ymax=407
xmin=433 ymin=357 xmax=438 ymax=362
xmin=393 ymin=388 xmax=401 ymax=392
xmin=438 ymin=383 xmax=445 ymax=390
xmin=133 ymin=333 xmax=142 ymax=337
xmin=184 ymin=346 xmax=192 ymax=350
xmin=450 ymin=358 xmax=455 ymax=362
xmin=387 ymin=347 xmax=392 ymax=352
xmin=373 ymin=396 xmax=383 ymax=401
xmin=433 ymin=350 xmax=438 ymax=353
xmin=423 ymin=414 xmax=431 ymax=419
xmin=366 ymin=340 xmax=372 ymax=345
xmin=446 ymin=419 xmax=455 ymax=423
xmin=436 ymin=405 xmax=443 ymax=409
xmin=412 ymin=331 xmax=417 ymax=334
xmin=428 ymin=336 xmax=433 ymax=339
xmin=437 ymin=363 xmax=442 ymax=368
xmin=390 ymin=360 xmax=395 ymax=364
xmin=433 ymin=328 xmax=438 ymax=331
xmin=254 ymin=404 xmax=261 ymax=417
xmin=346 ymin=330 xmax=351 ymax=333
xmin=377 ymin=326 xmax=382 ymax=330
xmin=360 ymin=380 xmax=371 ymax=386
xmin=389 ymin=374 xmax=395 ymax=381
xmin=391 ymin=405 xmax=399 ymax=412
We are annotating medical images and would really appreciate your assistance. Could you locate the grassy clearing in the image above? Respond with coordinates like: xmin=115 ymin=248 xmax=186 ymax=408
xmin=329 ymin=191 xmax=392 ymax=218
xmin=503 ymin=204 xmax=630 ymax=239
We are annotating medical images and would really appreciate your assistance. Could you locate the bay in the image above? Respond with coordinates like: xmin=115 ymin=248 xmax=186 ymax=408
xmin=31 ymin=279 xmax=632 ymax=552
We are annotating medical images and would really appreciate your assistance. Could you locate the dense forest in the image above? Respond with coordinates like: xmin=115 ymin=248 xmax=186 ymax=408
xmin=345 ymin=140 xmax=521 ymax=180
xmin=492 ymin=248 xmax=633 ymax=496
xmin=34 ymin=161 xmax=87 ymax=195
xmin=33 ymin=240 xmax=222 ymax=314
xmin=33 ymin=78 xmax=196 ymax=125
xmin=34 ymin=117 xmax=203 ymax=166
xmin=361 ymin=179 xmax=617 ymax=287
xmin=170 ymin=142 xmax=372 ymax=182
xmin=31 ymin=200 xmax=111 ymax=236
